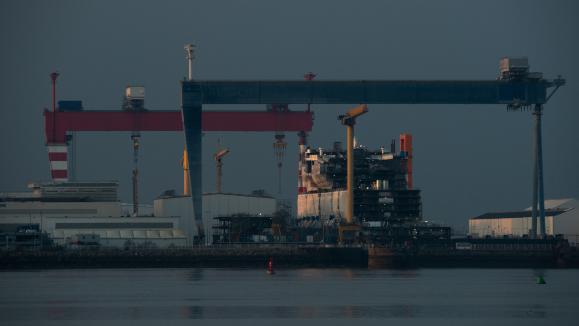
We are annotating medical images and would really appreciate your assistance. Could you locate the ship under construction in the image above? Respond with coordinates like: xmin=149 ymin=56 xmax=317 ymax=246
xmin=296 ymin=134 xmax=425 ymax=237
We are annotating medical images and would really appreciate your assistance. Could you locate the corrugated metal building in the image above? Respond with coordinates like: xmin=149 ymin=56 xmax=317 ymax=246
xmin=469 ymin=198 xmax=579 ymax=245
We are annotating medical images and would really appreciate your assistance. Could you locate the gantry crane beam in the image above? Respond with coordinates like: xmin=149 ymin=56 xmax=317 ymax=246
xmin=44 ymin=110 xmax=313 ymax=143
xmin=195 ymin=79 xmax=552 ymax=105
xmin=182 ymin=75 xmax=563 ymax=243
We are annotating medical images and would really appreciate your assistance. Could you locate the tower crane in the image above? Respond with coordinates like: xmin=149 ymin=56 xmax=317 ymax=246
xmin=214 ymin=146 xmax=230 ymax=193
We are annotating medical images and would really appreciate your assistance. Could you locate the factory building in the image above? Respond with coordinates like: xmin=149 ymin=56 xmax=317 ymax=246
xmin=1 ymin=181 xmax=278 ymax=248
xmin=153 ymin=191 xmax=277 ymax=244
xmin=297 ymin=135 xmax=422 ymax=226
xmin=0 ymin=182 xmax=186 ymax=248
xmin=1 ymin=182 xmax=279 ymax=247
xmin=469 ymin=198 xmax=579 ymax=245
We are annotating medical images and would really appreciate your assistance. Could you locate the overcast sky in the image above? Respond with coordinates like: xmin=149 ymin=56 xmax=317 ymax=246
xmin=1 ymin=0 xmax=577 ymax=229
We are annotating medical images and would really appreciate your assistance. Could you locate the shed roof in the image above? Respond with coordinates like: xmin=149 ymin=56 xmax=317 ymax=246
xmin=471 ymin=209 xmax=569 ymax=220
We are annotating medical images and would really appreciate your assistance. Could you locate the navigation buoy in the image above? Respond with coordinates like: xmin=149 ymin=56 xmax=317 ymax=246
xmin=267 ymin=257 xmax=275 ymax=275
xmin=536 ymin=276 xmax=546 ymax=284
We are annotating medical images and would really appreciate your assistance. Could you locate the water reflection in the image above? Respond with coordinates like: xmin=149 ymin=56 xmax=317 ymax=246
xmin=180 ymin=305 xmax=204 ymax=319
xmin=388 ymin=269 xmax=419 ymax=278
xmin=128 ymin=306 xmax=142 ymax=320
xmin=185 ymin=268 xmax=204 ymax=282
xmin=0 ymin=304 xmax=555 ymax=320
xmin=0 ymin=268 xmax=576 ymax=322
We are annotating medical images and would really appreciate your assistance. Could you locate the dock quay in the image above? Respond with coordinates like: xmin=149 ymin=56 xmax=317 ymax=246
xmin=0 ymin=245 xmax=368 ymax=269
xmin=2 ymin=240 xmax=578 ymax=270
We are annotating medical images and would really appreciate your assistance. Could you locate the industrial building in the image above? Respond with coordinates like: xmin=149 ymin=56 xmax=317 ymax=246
xmin=0 ymin=182 xmax=187 ymax=248
xmin=212 ymin=215 xmax=275 ymax=244
xmin=153 ymin=191 xmax=277 ymax=244
xmin=297 ymin=134 xmax=421 ymax=227
xmin=0 ymin=181 xmax=279 ymax=248
xmin=469 ymin=198 xmax=579 ymax=245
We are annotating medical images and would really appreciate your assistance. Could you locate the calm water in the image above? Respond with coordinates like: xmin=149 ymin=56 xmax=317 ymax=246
xmin=1 ymin=268 xmax=578 ymax=325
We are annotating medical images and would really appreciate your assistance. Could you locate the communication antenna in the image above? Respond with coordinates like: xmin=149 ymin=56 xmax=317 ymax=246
xmin=184 ymin=44 xmax=195 ymax=81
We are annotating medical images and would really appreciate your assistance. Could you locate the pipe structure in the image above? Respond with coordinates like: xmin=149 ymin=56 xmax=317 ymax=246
xmin=339 ymin=104 xmax=368 ymax=224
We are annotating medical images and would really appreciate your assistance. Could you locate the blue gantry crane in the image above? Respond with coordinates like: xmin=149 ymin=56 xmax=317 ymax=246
xmin=180 ymin=55 xmax=564 ymax=242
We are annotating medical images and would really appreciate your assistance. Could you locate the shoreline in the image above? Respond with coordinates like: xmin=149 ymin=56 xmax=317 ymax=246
xmin=2 ymin=246 xmax=578 ymax=270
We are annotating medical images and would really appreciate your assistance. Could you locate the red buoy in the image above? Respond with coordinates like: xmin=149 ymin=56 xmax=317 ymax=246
xmin=267 ymin=257 xmax=275 ymax=275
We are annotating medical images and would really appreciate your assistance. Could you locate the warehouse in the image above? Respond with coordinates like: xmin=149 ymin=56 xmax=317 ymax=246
xmin=1 ymin=182 xmax=278 ymax=247
xmin=0 ymin=182 xmax=186 ymax=248
xmin=469 ymin=198 xmax=579 ymax=245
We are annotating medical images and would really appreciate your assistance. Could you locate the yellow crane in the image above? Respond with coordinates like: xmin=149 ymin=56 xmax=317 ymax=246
xmin=338 ymin=104 xmax=368 ymax=243
xmin=214 ymin=148 xmax=230 ymax=193
xmin=182 ymin=147 xmax=190 ymax=196
xmin=182 ymin=145 xmax=231 ymax=195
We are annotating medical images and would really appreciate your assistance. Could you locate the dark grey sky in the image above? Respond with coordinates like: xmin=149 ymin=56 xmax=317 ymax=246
xmin=1 ymin=0 xmax=578 ymax=229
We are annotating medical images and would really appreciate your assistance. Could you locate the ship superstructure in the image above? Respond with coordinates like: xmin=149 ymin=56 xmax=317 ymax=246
xmin=297 ymin=134 xmax=421 ymax=227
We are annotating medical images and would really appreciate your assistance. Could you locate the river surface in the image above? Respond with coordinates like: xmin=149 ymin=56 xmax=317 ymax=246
xmin=1 ymin=268 xmax=578 ymax=325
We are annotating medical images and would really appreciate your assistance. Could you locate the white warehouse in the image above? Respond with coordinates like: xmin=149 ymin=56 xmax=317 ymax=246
xmin=0 ymin=183 xmax=187 ymax=248
xmin=0 ymin=200 xmax=185 ymax=248
xmin=469 ymin=198 xmax=579 ymax=245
